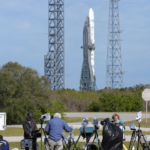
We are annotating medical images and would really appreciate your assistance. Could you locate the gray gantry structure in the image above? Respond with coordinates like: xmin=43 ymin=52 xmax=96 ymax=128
xmin=80 ymin=9 xmax=97 ymax=91
xmin=44 ymin=0 xmax=65 ymax=90
xmin=106 ymin=0 xmax=123 ymax=89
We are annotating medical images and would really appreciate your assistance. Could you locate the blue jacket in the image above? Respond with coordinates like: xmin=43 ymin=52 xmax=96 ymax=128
xmin=45 ymin=117 xmax=71 ymax=141
xmin=0 ymin=140 xmax=9 ymax=150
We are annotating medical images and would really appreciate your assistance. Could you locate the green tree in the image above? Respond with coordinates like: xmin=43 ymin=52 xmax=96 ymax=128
xmin=0 ymin=62 xmax=65 ymax=124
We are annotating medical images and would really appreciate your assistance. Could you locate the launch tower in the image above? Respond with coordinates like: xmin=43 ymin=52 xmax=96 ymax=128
xmin=44 ymin=0 xmax=65 ymax=90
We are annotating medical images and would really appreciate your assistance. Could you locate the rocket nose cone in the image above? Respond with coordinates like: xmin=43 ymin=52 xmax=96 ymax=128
xmin=89 ymin=8 xmax=93 ymax=13
xmin=89 ymin=8 xmax=94 ymax=19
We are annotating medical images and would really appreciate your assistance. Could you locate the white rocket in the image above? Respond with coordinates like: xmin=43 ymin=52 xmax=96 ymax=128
xmin=89 ymin=8 xmax=95 ymax=75
xmin=80 ymin=8 xmax=96 ymax=91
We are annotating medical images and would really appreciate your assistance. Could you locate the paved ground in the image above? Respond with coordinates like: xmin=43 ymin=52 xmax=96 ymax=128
xmin=3 ymin=135 xmax=150 ymax=142
xmin=65 ymin=112 xmax=150 ymax=122
xmin=7 ymin=122 xmax=150 ymax=132
xmin=7 ymin=124 xmax=150 ymax=131
xmin=5 ymin=112 xmax=150 ymax=142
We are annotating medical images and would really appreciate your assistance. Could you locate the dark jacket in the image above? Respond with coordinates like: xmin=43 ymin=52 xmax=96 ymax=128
xmin=22 ymin=119 xmax=37 ymax=138
xmin=0 ymin=140 xmax=9 ymax=150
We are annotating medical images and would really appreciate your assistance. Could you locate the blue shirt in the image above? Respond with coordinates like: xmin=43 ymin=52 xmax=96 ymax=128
xmin=45 ymin=117 xmax=71 ymax=141
xmin=0 ymin=140 xmax=9 ymax=150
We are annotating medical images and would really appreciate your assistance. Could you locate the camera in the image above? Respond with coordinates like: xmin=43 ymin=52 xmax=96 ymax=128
xmin=40 ymin=113 xmax=51 ymax=121
xmin=81 ymin=117 xmax=89 ymax=128
xmin=21 ymin=139 xmax=32 ymax=149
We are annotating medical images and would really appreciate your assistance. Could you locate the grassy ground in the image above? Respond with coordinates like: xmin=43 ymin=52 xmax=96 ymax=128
xmin=65 ymin=116 xmax=150 ymax=128
xmin=124 ymin=118 xmax=150 ymax=128
xmin=0 ymin=127 xmax=24 ymax=136
xmin=1 ymin=117 xmax=150 ymax=137
xmin=65 ymin=112 xmax=150 ymax=114
xmin=64 ymin=117 xmax=100 ymax=123
xmin=64 ymin=129 xmax=150 ymax=136
xmin=9 ymin=141 xmax=145 ymax=150
xmin=1 ymin=127 xmax=150 ymax=137
xmin=64 ymin=117 xmax=91 ymax=123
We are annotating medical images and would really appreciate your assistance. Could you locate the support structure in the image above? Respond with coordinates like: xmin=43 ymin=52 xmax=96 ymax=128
xmin=106 ymin=0 xmax=123 ymax=89
xmin=44 ymin=0 xmax=65 ymax=90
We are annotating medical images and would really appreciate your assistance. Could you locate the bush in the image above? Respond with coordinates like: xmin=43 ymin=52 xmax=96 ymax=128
xmin=89 ymin=101 xmax=101 ymax=112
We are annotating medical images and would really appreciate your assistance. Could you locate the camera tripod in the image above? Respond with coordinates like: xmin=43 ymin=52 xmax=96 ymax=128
xmin=63 ymin=136 xmax=77 ymax=150
xmin=37 ymin=119 xmax=49 ymax=150
xmin=129 ymin=121 xmax=149 ymax=150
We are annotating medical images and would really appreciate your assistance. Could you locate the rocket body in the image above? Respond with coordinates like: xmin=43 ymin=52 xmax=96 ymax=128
xmin=80 ymin=8 xmax=96 ymax=91
xmin=89 ymin=8 xmax=95 ymax=75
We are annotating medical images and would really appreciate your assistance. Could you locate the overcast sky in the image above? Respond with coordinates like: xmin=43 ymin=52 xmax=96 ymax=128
xmin=0 ymin=0 xmax=150 ymax=90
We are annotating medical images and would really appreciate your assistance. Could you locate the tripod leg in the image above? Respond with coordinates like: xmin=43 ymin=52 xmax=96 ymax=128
xmin=137 ymin=134 xmax=140 ymax=150
xmin=129 ymin=131 xmax=136 ymax=150
xmin=42 ymin=127 xmax=51 ymax=150
xmin=72 ymin=138 xmax=77 ymax=150
xmin=92 ymin=134 xmax=96 ymax=144
xmin=36 ymin=143 xmax=40 ymax=150
xmin=75 ymin=134 xmax=81 ymax=145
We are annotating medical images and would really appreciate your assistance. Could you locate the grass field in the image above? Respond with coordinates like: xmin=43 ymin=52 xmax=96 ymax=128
xmin=0 ymin=127 xmax=24 ymax=136
xmin=64 ymin=117 xmax=107 ymax=123
xmin=65 ymin=117 xmax=150 ymax=128
xmin=1 ymin=127 xmax=150 ymax=137
xmin=64 ymin=129 xmax=150 ymax=136
xmin=64 ymin=117 xmax=94 ymax=123
xmin=124 ymin=118 xmax=150 ymax=128
xmin=1 ymin=117 xmax=150 ymax=137
xmin=9 ymin=141 xmax=145 ymax=150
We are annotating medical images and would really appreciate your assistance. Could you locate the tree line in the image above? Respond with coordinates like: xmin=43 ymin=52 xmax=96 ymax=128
xmin=0 ymin=62 xmax=148 ymax=124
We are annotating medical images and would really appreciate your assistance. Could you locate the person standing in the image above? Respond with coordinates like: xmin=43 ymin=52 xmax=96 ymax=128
xmin=45 ymin=113 xmax=71 ymax=150
xmin=111 ymin=114 xmax=125 ymax=131
xmin=22 ymin=112 xmax=37 ymax=150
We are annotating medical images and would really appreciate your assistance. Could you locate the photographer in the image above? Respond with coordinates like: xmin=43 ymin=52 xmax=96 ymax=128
xmin=111 ymin=114 xmax=125 ymax=131
xmin=45 ymin=113 xmax=71 ymax=150
xmin=22 ymin=112 xmax=37 ymax=150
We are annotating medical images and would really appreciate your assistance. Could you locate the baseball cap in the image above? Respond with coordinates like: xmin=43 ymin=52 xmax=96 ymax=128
xmin=27 ymin=112 xmax=33 ymax=118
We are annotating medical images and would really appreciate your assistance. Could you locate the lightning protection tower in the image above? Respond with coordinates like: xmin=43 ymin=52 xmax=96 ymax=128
xmin=106 ymin=0 xmax=123 ymax=89
xmin=44 ymin=0 xmax=65 ymax=90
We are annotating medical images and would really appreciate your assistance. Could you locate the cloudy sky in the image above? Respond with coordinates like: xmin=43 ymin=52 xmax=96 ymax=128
xmin=0 ymin=0 xmax=150 ymax=90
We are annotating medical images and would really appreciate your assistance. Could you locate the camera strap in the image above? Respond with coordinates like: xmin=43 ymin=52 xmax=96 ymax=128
xmin=28 ymin=121 xmax=32 ymax=132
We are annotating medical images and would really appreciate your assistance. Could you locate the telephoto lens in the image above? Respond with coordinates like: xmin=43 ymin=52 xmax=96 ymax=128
xmin=100 ymin=120 xmax=105 ymax=125
xmin=81 ymin=117 xmax=89 ymax=127
xmin=94 ymin=124 xmax=99 ymax=130
xmin=70 ymin=126 xmax=74 ymax=132
xmin=92 ymin=116 xmax=98 ymax=125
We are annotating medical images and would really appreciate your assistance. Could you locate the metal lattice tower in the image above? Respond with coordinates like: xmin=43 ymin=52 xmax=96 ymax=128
xmin=44 ymin=0 xmax=64 ymax=90
xmin=106 ymin=0 xmax=123 ymax=89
